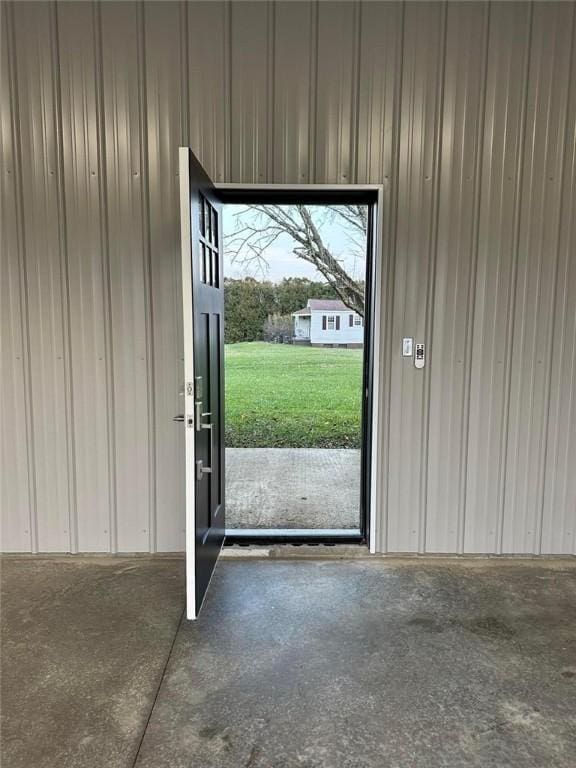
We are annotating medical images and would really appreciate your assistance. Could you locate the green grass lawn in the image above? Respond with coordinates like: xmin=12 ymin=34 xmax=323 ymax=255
xmin=225 ymin=342 xmax=363 ymax=448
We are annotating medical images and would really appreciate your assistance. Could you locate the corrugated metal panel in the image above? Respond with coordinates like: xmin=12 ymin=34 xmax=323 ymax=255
xmin=10 ymin=2 xmax=74 ymax=552
xmin=465 ymin=1 xmax=533 ymax=554
xmin=100 ymin=1 xmax=151 ymax=552
xmin=230 ymin=1 xmax=272 ymax=183
xmin=57 ymin=1 xmax=112 ymax=552
xmin=1 ymin=3 xmax=33 ymax=552
xmin=356 ymin=1 xmax=401 ymax=185
xmin=502 ymin=2 xmax=575 ymax=554
xmin=541 ymin=11 xmax=576 ymax=555
xmin=425 ymin=1 xmax=489 ymax=554
xmin=1 ymin=0 xmax=575 ymax=554
xmin=273 ymin=1 xmax=316 ymax=183
xmin=386 ymin=0 xmax=446 ymax=553
xmin=144 ymin=1 xmax=185 ymax=551
xmin=187 ymin=1 xmax=229 ymax=181
xmin=315 ymin=1 xmax=359 ymax=183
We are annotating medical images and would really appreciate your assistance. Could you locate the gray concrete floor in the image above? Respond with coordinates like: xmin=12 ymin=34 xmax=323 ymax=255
xmin=226 ymin=448 xmax=361 ymax=529
xmin=1 ymin=557 xmax=185 ymax=768
xmin=2 ymin=556 xmax=576 ymax=768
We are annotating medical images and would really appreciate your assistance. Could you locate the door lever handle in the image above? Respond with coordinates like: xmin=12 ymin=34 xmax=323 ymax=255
xmin=173 ymin=414 xmax=185 ymax=422
xmin=195 ymin=401 xmax=213 ymax=431
xmin=196 ymin=459 xmax=212 ymax=480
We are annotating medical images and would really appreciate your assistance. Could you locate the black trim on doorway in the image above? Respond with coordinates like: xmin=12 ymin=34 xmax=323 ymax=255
xmin=216 ymin=188 xmax=376 ymax=206
xmin=359 ymin=198 xmax=377 ymax=546
xmin=217 ymin=186 xmax=380 ymax=550
xmin=224 ymin=530 xmax=364 ymax=546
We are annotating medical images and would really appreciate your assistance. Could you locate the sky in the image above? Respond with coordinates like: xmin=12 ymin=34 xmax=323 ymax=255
xmin=222 ymin=204 xmax=366 ymax=283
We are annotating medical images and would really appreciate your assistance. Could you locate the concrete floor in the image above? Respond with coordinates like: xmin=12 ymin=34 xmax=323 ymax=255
xmin=2 ymin=556 xmax=576 ymax=768
xmin=226 ymin=448 xmax=361 ymax=529
xmin=1 ymin=557 xmax=185 ymax=768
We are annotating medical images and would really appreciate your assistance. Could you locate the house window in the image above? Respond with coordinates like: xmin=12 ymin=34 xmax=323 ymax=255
xmin=354 ymin=315 xmax=363 ymax=327
xmin=322 ymin=315 xmax=341 ymax=331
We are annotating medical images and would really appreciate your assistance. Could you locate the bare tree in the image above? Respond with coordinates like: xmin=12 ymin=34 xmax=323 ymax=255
xmin=226 ymin=204 xmax=367 ymax=316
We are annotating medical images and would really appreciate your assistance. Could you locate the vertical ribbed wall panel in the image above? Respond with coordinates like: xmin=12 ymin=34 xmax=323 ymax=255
xmin=273 ymin=1 xmax=315 ymax=183
xmin=0 ymin=4 xmax=33 ymax=552
xmin=356 ymin=2 xmax=401 ymax=185
xmin=144 ymin=2 xmax=185 ymax=552
xmin=315 ymin=1 xmax=359 ymax=183
xmin=502 ymin=2 xmax=574 ymax=554
xmin=425 ymin=2 xmax=488 ymax=553
xmin=541 ymin=13 xmax=576 ymax=555
xmin=57 ymin=2 xmax=112 ymax=552
xmin=230 ymin=1 xmax=272 ymax=183
xmin=386 ymin=2 xmax=445 ymax=553
xmin=100 ymin=2 xmax=151 ymax=552
xmin=2 ymin=1 xmax=575 ymax=554
xmin=11 ymin=2 xmax=73 ymax=552
xmin=465 ymin=2 xmax=532 ymax=554
xmin=187 ymin=1 xmax=229 ymax=181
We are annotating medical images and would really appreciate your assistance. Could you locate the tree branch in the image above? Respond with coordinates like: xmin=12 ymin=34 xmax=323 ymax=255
xmin=225 ymin=204 xmax=366 ymax=315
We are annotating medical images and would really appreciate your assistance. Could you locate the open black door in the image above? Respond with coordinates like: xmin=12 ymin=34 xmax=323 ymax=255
xmin=178 ymin=147 xmax=225 ymax=619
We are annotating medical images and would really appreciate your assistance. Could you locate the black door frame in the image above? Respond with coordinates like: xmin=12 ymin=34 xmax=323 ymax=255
xmin=214 ymin=184 xmax=383 ymax=550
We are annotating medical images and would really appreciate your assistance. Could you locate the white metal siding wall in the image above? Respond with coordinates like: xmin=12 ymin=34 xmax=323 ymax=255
xmin=309 ymin=312 xmax=364 ymax=345
xmin=1 ymin=1 xmax=575 ymax=554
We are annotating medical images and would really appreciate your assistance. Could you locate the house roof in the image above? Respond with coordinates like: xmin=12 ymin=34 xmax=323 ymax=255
xmin=293 ymin=299 xmax=350 ymax=315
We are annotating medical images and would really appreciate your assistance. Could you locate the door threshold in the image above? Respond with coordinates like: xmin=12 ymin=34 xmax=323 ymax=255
xmin=224 ymin=528 xmax=364 ymax=546
xmin=221 ymin=543 xmax=372 ymax=559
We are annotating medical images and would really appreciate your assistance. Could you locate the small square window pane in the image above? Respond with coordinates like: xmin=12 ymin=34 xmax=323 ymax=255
xmin=207 ymin=245 xmax=214 ymax=285
xmin=200 ymin=243 xmax=207 ymax=283
xmin=212 ymin=249 xmax=219 ymax=288
xmin=212 ymin=207 xmax=219 ymax=247
xmin=206 ymin=201 xmax=212 ymax=242
xmin=199 ymin=194 xmax=205 ymax=237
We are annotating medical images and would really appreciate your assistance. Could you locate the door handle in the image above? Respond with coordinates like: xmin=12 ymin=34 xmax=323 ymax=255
xmin=174 ymin=414 xmax=194 ymax=428
xmin=196 ymin=459 xmax=212 ymax=480
xmin=195 ymin=400 xmax=212 ymax=431
xmin=195 ymin=420 xmax=213 ymax=481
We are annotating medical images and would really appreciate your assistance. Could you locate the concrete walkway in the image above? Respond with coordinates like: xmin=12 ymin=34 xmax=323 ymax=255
xmin=226 ymin=447 xmax=361 ymax=529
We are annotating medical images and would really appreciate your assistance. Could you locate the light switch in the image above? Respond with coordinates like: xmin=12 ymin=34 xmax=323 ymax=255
xmin=402 ymin=338 xmax=413 ymax=357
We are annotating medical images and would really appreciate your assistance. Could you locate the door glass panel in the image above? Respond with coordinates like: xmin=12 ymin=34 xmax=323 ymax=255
xmin=206 ymin=243 xmax=213 ymax=286
xmin=200 ymin=243 xmax=207 ymax=284
xmin=199 ymin=194 xmax=205 ymax=237
xmin=211 ymin=207 xmax=219 ymax=247
xmin=213 ymin=249 xmax=219 ymax=288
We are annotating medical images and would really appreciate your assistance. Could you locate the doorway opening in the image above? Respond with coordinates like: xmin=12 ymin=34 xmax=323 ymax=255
xmin=179 ymin=149 xmax=382 ymax=616
xmin=217 ymin=187 xmax=380 ymax=547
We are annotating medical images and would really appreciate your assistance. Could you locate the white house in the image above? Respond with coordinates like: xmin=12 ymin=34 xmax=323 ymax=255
xmin=292 ymin=299 xmax=364 ymax=347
